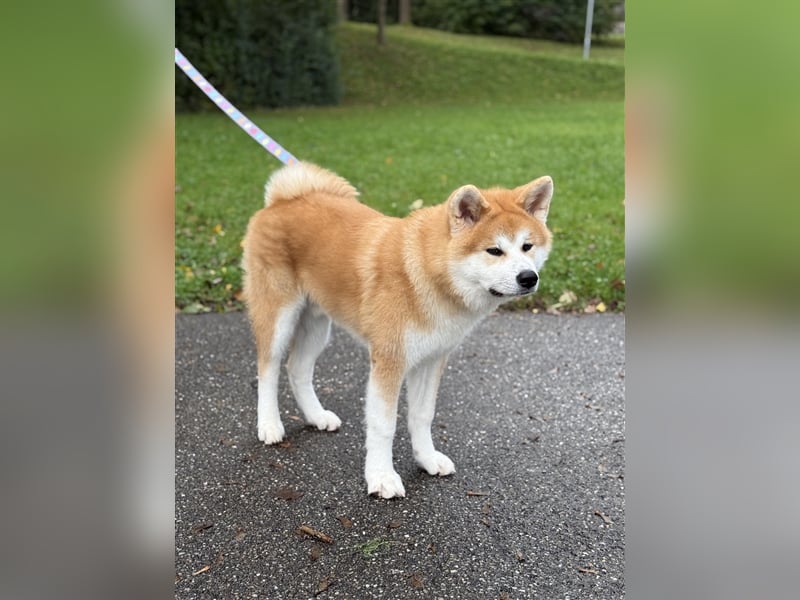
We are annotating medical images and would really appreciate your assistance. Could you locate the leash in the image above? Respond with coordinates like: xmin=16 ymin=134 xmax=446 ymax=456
xmin=175 ymin=48 xmax=298 ymax=165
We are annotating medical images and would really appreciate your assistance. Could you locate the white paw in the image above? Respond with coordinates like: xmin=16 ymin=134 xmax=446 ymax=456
xmin=416 ymin=450 xmax=456 ymax=476
xmin=308 ymin=409 xmax=342 ymax=432
xmin=365 ymin=469 xmax=406 ymax=499
xmin=257 ymin=420 xmax=285 ymax=445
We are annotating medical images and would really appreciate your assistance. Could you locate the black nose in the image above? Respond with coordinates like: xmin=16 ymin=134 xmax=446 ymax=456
xmin=517 ymin=270 xmax=538 ymax=289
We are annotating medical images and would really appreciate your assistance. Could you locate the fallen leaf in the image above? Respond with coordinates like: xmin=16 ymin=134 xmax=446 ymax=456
xmin=466 ymin=490 xmax=489 ymax=497
xmin=191 ymin=523 xmax=213 ymax=534
xmin=277 ymin=440 xmax=292 ymax=449
xmin=500 ymin=593 xmax=510 ymax=600
xmin=596 ymin=302 xmax=607 ymax=313
xmin=387 ymin=519 xmax=403 ymax=529
xmin=336 ymin=515 xmax=353 ymax=529
xmin=314 ymin=576 xmax=334 ymax=596
xmin=309 ymin=545 xmax=322 ymax=562
xmin=182 ymin=302 xmax=210 ymax=314
xmin=515 ymin=550 xmax=526 ymax=562
xmin=233 ymin=527 xmax=246 ymax=542
xmin=191 ymin=565 xmax=210 ymax=576
xmin=409 ymin=198 xmax=424 ymax=211
xmin=578 ymin=566 xmax=599 ymax=575
xmin=594 ymin=510 xmax=613 ymax=525
xmin=408 ymin=573 xmax=424 ymax=589
xmin=558 ymin=289 xmax=577 ymax=305
xmin=297 ymin=524 xmax=334 ymax=544
xmin=287 ymin=415 xmax=302 ymax=422
xmin=481 ymin=502 xmax=492 ymax=515
xmin=274 ymin=486 xmax=304 ymax=501
xmin=268 ymin=461 xmax=284 ymax=469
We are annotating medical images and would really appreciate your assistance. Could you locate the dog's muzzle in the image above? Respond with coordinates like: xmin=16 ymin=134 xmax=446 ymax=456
xmin=489 ymin=272 xmax=539 ymax=297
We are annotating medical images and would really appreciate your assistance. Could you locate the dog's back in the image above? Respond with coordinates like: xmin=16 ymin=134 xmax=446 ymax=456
xmin=243 ymin=162 xmax=393 ymax=343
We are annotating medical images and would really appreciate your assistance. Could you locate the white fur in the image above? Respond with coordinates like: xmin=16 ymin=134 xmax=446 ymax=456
xmin=286 ymin=304 xmax=342 ymax=432
xmin=449 ymin=230 xmax=549 ymax=309
xmin=406 ymin=357 xmax=455 ymax=476
xmin=257 ymin=300 xmax=343 ymax=443
xmin=364 ymin=377 xmax=405 ymax=498
xmin=257 ymin=300 xmax=303 ymax=444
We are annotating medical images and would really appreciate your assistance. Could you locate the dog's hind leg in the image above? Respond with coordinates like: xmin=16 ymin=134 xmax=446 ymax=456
xmin=286 ymin=304 xmax=341 ymax=432
xmin=250 ymin=296 xmax=304 ymax=445
xmin=406 ymin=356 xmax=455 ymax=476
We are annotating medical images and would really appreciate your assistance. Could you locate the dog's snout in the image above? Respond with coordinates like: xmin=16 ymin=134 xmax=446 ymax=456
xmin=517 ymin=270 xmax=538 ymax=289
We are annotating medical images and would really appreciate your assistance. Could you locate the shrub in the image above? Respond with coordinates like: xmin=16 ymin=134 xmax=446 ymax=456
xmin=176 ymin=0 xmax=340 ymax=111
xmin=412 ymin=0 xmax=620 ymax=43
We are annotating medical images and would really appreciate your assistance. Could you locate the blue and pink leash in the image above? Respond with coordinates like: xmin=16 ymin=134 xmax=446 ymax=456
xmin=175 ymin=48 xmax=298 ymax=165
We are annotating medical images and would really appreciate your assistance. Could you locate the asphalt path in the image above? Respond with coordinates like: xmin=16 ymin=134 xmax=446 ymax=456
xmin=175 ymin=311 xmax=625 ymax=599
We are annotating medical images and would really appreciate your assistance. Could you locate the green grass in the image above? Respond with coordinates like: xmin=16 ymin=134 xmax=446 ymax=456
xmin=341 ymin=21 xmax=624 ymax=66
xmin=337 ymin=23 xmax=623 ymax=107
xmin=356 ymin=536 xmax=393 ymax=557
xmin=176 ymin=24 xmax=624 ymax=313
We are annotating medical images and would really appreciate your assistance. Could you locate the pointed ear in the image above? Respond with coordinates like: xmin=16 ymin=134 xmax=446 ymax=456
xmin=447 ymin=185 xmax=489 ymax=233
xmin=519 ymin=176 xmax=553 ymax=223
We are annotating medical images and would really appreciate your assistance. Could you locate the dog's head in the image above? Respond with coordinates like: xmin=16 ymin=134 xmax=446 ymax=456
xmin=446 ymin=176 xmax=553 ymax=311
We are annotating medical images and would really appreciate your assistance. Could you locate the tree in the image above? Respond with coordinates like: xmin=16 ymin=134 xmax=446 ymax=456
xmin=377 ymin=0 xmax=386 ymax=44
xmin=398 ymin=0 xmax=410 ymax=24
xmin=337 ymin=0 xmax=348 ymax=22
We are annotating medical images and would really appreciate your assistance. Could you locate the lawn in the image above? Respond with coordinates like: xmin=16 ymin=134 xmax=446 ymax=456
xmin=176 ymin=24 xmax=624 ymax=313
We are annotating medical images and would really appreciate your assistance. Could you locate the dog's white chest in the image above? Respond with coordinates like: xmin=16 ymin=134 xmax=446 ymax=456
xmin=404 ymin=312 xmax=483 ymax=367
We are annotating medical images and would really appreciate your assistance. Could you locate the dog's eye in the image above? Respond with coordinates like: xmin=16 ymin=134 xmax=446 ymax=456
xmin=522 ymin=243 xmax=533 ymax=252
xmin=486 ymin=247 xmax=504 ymax=256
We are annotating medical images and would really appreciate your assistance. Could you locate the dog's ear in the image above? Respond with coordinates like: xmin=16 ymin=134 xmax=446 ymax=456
xmin=518 ymin=176 xmax=553 ymax=223
xmin=448 ymin=185 xmax=489 ymax=233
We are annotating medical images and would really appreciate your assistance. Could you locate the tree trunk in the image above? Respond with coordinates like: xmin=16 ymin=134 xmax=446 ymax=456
xmin=337 ymin=0 xmax=348 ymax=22
xmin=377 ymin=0 xmax=386 ymax=45
xmin=399 ymin=0 xmax=411 ymax=25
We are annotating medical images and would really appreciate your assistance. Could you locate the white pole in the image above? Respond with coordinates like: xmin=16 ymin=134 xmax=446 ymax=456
xmin=583 ymin=0 xmax=595 ymax=60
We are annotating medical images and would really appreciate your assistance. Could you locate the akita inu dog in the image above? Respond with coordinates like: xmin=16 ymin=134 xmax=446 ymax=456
xmin=242 ymin=162 xmax=553 ymax=498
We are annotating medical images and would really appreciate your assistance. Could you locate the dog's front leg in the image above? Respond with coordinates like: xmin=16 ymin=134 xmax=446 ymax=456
xmin=406 ymin=356 xmax=456 ymax=476
xmin=364 ymin=353 xmax=405 ymax=499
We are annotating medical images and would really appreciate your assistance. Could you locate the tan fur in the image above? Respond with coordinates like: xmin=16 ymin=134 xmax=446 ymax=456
xmin=242 ymin=162 xmax=553 ymax=496
xmin=244 ymin=162 xmax=550 ymax=385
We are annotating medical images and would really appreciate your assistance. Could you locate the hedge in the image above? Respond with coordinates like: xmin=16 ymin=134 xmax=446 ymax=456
xmin=404 ymin=0 xmax=620 ymax=43
xmin=176 ymin=0 xmax=340 ymax=111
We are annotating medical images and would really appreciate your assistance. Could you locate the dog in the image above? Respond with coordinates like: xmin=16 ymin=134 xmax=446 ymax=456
xmin=242 ymin=162 xmax=553 ymax=498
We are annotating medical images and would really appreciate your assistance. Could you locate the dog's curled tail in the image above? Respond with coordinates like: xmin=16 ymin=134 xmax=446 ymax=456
xmin=264 ymin=161 xmax=359 ymax=206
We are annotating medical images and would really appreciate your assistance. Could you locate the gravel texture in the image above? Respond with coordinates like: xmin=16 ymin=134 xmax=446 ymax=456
xmin=176 ymin=312 xmax=625 ymax=599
